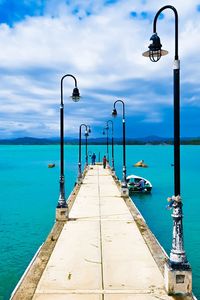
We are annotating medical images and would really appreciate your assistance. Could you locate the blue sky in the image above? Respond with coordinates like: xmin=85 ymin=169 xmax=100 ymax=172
xmin=0 ymin=0 xmax=200 ymax=138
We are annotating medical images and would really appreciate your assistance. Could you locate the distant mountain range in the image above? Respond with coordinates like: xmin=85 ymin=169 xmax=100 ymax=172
xmin=0 ymin=136 xmax=200 ymax=145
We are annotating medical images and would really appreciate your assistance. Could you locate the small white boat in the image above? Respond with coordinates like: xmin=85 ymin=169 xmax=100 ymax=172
xmin=126 ymin=175 xmax=152 ymax=193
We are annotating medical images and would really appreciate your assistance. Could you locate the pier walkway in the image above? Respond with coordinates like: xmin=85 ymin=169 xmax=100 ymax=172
xmin=31 ymin=165 xmax=175 ymax=300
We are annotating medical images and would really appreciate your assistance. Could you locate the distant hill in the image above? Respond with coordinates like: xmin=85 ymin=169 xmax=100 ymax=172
xmin=0 ymin=136 xmax=200 ymax=145
xmin=0 ymin=137 xmax=58 ymax=145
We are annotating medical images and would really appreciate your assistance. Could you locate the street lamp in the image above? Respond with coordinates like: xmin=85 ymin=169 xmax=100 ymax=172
xmin=112 ymin=100 xmax=128 ymax=197
xmin=143 ymin=6 xmax=192 ymax=295
xmin=103 ymin=120 xmax=115 ymax=172
xmin=78 ymin=124 xmax=91 ymax=183
xmin=102 ymin=124 xmax=109 ymax=163
xmin=85 ymin=125 xmax=91 ymax=166
xmin=56 ymin=74 xmax=80 ymax=220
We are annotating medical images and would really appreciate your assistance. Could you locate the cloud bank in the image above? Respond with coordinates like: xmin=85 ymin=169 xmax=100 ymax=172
xmin=0 ymin=0 xmax=200 ymax=138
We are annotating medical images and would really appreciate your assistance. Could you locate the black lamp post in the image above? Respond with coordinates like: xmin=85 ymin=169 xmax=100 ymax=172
xmin=57 ymin=74 xmax=80 ymax=210
xmin=88 ymin=150 xmax=92 ymax=158
xmin=103 ymin=120 xmax=115 ymax=171
xmin=102 ymin=125 xmax=109 ymax=162
xmin=78 ymin=124 xmax=90 ymax=182
xmin=85 ymin=125 xmax=91 ymax=166
xmin=143 ymin=5 xmax=190 ymax=272
xmin=112 ymin=100 xmax=128 ymax=196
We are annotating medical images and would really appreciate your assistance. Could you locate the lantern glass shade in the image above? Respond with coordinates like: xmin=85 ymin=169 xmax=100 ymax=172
xmin=142 ymin=33 xmax=168 ymax=62
xmin=142 ymin=49 xmax=168 ymax=62
xmin=71 ymin=87 xmax=80 ymax=102
xmin=112 ymin=108 xmax=117 ymax=118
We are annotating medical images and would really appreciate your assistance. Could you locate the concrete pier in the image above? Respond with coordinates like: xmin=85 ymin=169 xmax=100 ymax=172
xmin=11 ymin=165 xmax=194 ymax=300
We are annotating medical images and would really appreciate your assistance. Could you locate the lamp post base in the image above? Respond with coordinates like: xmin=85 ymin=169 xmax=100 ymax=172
xmin=111 ymin=170 xmax=115 ymax=176
xmin=56 ymin=207 xmax=68 ymax=221
xmin=121 ymin=186 xmax=129 ymax=197
xmin=164 ymin=260 xmax=192 ymax=295
xmin=110 ymin=166 xmax=115 ymax=176
xmin=77 ymin=176 xmax=82 ymax=184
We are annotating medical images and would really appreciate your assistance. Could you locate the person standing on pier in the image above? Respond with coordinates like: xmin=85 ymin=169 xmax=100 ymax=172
xmin=91 ymin=153 xmax=96 ymax=165
xmin=103 ymin=155 xmax=107 ymax=169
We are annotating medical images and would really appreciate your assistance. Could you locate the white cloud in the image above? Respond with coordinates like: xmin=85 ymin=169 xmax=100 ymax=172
xmin=142 ymin=111 xmax=162 ymax=123
xmin=0 ymin=0 xmax=199 ymax=137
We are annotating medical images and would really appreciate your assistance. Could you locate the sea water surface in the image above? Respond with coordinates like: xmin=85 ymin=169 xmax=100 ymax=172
xmin=0 ymin=145 xmax=199 ymax=299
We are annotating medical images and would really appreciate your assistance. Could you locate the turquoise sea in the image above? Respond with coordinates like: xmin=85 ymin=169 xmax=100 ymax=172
xmin=0 ymin=145 xmax=199 ymax=299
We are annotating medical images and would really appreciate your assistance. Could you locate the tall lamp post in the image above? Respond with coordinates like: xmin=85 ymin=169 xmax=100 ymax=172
xmin=85 ymin=125 xmax=91 ymax=166
xmin=102 ymin=124 xmax=109 ymax=163
xmin=78 ymin=124 xmax=91 ymax=183
xmin=143 ymin=6 xmax=192 ymax=295
xmin=56 ymin=74 xmax=80 ymax=221
xmin=112 ymin=100 xmax=128 ymax=197
xmin=103 ymin=120 xmax=115 ymax=172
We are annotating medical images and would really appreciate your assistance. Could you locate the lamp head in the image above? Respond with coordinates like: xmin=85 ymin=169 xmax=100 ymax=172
xmin=85 ymin=130 xmax=89 ymax=137
xmin=88 ymin=127 xmax=91 ymax=134
xmin=142 ymin=33 xmax=168 ymax=62
xmin=112 ymin=108 xmax=117 ymax=118
xmin=72 ymin=87 xmax=80 ymax=102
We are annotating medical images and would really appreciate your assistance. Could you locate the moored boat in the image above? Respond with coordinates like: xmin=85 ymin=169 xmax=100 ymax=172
xmin=134 ymin=160 xmax=148 ymax=168
xmin=48 ymin=163 xmax=55 ymax=168
xmin=127 ymin=175 xmax=152 ymax=193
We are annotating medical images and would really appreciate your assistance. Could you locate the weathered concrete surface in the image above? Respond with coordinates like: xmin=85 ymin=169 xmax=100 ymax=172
xmin=31 ymin=166 xmax=193 ymax=299
xmin=11 ymin=169 xmax=87 ymax=300
xmin=10 ymin=221 xmax=65 ymax=300
xmin=11 ymin=165 xmax=194 ymax=300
